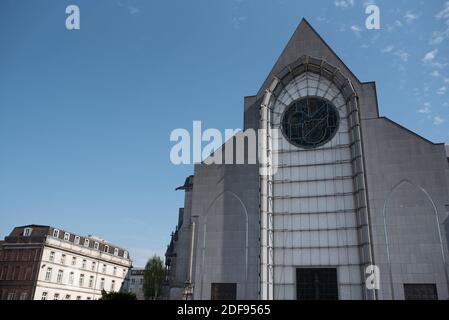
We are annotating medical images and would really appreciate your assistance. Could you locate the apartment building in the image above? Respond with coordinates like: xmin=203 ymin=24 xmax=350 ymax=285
xmin=0 ymin=224 xmax=132 ymax=300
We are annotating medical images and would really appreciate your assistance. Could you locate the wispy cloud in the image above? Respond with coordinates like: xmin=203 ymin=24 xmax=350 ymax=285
xmin=387 ymin=20 xmax=403 ymax=32
xmin=422 ymin=49 xmax=448 ymax=69
xmin=394 ymin=50 xmax=409 ymax=62
xmin=231 ymin=16 xmax=247 ymax=29
xmin=128 ymin=6 xmax=140 ymax=15
xmin=433 ymin=116 xmax=445 ymax=125
xmin=430 ymin=2 xmax=449 ymax=45
xmin=350 ymin=25 xmax=362 ymax=37
xmin=437 ymin=86 xmax=447 ymax=95
xmin=418 ymin=102 xmax=431 ymax=114
xmin=436 ymin=1 xmax=449 ymax=20
xmin=334 ymin=0 xmax=354 ymax=9
xmin=382 ymin=45 xmax=395 ymax=53
xmin=422 ymin=49 xmax=438 ymax=64
xmin=404 ymin=11 xmax=419 ymax=24
xmin=431 ymin=70 xmax=441 ymax=77
xmin=381 ymin=45 xmax=409 ymax=63
xmin=116 ymin=1 xmax=140 ymax=15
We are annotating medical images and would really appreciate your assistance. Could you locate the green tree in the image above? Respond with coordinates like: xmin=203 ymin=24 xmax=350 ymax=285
xmin=143 ymin=255 xmax=165 ymax=300
xmin=99 ymin=289 xmax=136 ymax=300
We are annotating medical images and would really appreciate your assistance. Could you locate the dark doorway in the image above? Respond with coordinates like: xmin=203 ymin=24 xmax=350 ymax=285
xmin=296 ymin=268 xmax=338 ymax=300
xmin=404 ymin=284 xmax=438 ymax=300
xmin=211 ymin=283 xmax=237 ymax=300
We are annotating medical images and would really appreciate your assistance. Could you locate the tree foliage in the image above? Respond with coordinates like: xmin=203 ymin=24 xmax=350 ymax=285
xmin=99 ymin=289 xmax=136 ymax=300
xmin=143 ymin=255 xmax=165 ymax=300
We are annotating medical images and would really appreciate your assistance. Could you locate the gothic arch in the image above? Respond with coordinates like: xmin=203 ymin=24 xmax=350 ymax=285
xmin=382 ymin=179 xmax=447 ymax=299
xmin=199 ymin=190 xmax=249 ymax=298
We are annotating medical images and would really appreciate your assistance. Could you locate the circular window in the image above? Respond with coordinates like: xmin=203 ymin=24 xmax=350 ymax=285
xmin=281 ymin=97 xmax=340 ymax=149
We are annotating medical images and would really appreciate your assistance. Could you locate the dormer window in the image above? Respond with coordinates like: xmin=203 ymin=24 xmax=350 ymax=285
xmin=23 ymin=227 xmax=33 ymax=237
xmin=64 ymin=232 xmax=70 ymax=241
xmin=74 ymin=236 xmax=80 ymax=245
xmin=104 ymin=245 xmax=109 ymax=253
xmin=124 ymin=251 xmax=128 ymax=259
xmin=84 ymin=239 xmax=89 ymax=247
xmin=113 ymin=248 xmax=119 ymax=256
xmin=94 ymin=242 xmax=99 ymax=250
xmin=52 ymin=229 xmax=60 ymax=238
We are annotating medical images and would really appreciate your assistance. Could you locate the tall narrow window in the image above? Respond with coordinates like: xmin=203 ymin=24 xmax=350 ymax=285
xmin=82 ymin=259 xmax=87 ymax=269
xmin=60 ymin=254 xmax=66 ymax=265
xmin=45 ymin=268 xmax=52 ymax=281
xmin=79 ymin=274 xmax=84 ymax=287
xmin=91 ymin=262 xmax=96 ymax=271
xmin=100 ymin=278 xmax=105 ymax=290
xmin=49 ymin=251 xmax=55 ymax=262
xmin=56 ymin=270 xmax=63 ymax=284
xmin=52 ymin=229 xmax=60 ymax=238
xmin=104 ymin=245 xmax=109 ymax=253
xmin=64 ymin=232 xmax=70 ymax=241
xmin=94 ymin=242 xmax=99 ymax=250
xmin=111 ymin=280 xmax=115 ymax=292
xmin=71 ymin=257 xmax=77 ymax=266
xmin=124 ymin=251 xmax=128 ymax=259
xmin=113 ymin=267 xmax=117 ymax=276
xmin=102 ymin=264 xmax=107 ymax=273
xmin=74 ymin=236 xmax=80 ymax=245
xmin=1 ymin=266 xmax=8 ymax=280
xmin=88 ymin=276 xmax=94 ymax=288
xmin=23 ymin=228 xmax=33 ymax=237
xmin=41 ymin=292 xmax=48 ymax=300
xmin=68 ymin=272 xmax=74 ymax=285
xmin=114 ymin=248 xmax=119 ymax=256
xmin=84 ymin=239 xmax=89 ymax=247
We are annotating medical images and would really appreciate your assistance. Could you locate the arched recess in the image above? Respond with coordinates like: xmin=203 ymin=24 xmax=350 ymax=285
xmin=259 ymin=55 xmax=374 ymax=300
xmin=382 ymin=179 xmax=448 ymax=299
xmin=198 ymin=190 xmax=249 ymax=299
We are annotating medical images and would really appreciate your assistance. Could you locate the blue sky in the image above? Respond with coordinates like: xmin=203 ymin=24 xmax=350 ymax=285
xmin=0 ymin=0 xmax=448 ymax=266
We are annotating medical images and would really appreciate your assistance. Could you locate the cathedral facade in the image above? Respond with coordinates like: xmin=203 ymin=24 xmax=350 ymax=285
xmin=164 ymin=19 xmax=449 ymax=300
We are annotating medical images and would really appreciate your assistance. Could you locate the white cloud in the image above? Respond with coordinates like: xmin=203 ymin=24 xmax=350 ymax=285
xmin=437 ymin=86 xmax=447 ymax=95
xmin=445 ymin=78 xmax=449 ymax=84
xmin=404 ymin=11 xmax=419 ymax=24
xmin=430 ymin=2 xmax=449 ymax=45
xmin=433 ymin=116 xmax=445 ymax=125
xmin=394 ymin=50 xmax=409 ymax=62
xmin=436 ymin=1 xmax=449 ymax=20
xmin=387 ymin=20 xmax=403 ymax=32
xmin=422 ymin=49 xmax=438 ymax=64
xmin=363 ymin=0 xmax=376 ymax=6
xmin=334 ymin=0 xmax=354 ymax=8
xmin=431 ymin=70 xmax=441 ymax=77
xmin=430 ymin=29 xmax=449 ymax=45
xmin=418 ymin=106 xmax=431 ymax=114
xmin=350 ymin=25 xmax=362 ymax=37
xmin=418 ymin=102 xmax=431 ymax=114
xmin=231 ymin=16 xmax=247 ymax=29
xmin=382 ymin=46 xmax=409 ymax=62
xmin=382 ymin=45 xmax=395 ymax=53
xmin=128 ymin=6 xmax=140 ymax=15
